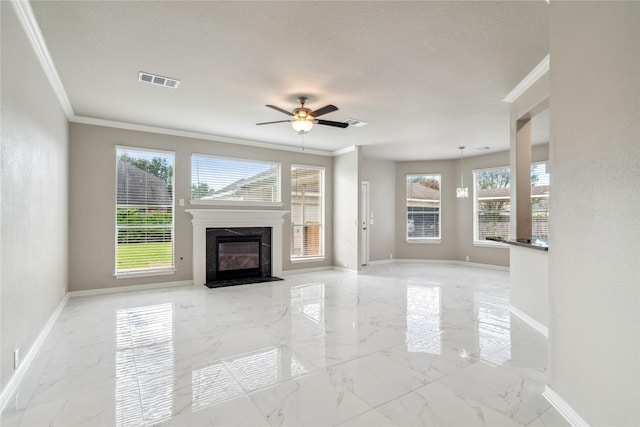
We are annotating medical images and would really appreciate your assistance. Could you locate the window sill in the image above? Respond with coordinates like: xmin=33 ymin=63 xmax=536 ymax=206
xmin=291 ymin=256 xmax=325 ymax=264
xmin=473 ymin=241 xmax=510 ymax=249
xmin=406 ymin=239 xmax=441 ymax=244
xmin=190 ymin=200 xmax=283 ymax=208
xmin=114 ymin=269 xmax=177 ymax=279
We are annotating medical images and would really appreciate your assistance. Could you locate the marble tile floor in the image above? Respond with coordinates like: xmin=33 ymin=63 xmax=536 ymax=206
xmin=1 ymin=263 xmax=570 ymax=426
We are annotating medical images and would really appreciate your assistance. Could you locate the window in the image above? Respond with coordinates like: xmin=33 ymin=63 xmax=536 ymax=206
xmin=191 ymin=154 xmax=281 ymax=205
xmin=474 ymin=166 xmax=511 ymax=243
xmin=291 ymin=165 xmax=325 ymax=260
xmin=406 ymin=174 xmax=441 ymax=240
xmin=473 ymin=163 xmax=550 ymax=244
xmin=116 ymin=147 xmax=174 ymax=275
xmin=531 ymin=162 xmax=550 ymax=244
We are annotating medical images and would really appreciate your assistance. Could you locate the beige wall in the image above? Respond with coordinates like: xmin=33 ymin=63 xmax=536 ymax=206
xmin=333 ymin=148 xmax=361 ymax=271
xmin=392 ymin=147 xmax=548 ymax=267
xmin=0 ymin=2 xmax=69 ymax=390
xmin=549 ymin=2 xmax=640 ymax=425
xmin=68 ymin=123 xmax=334 ymax=291
xmin=362 ymin=158 xmax=396 ymax=262
xmin=395 ymin=159 xmax=458 ymax=261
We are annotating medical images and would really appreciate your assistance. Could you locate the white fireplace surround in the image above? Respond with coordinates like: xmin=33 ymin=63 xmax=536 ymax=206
xmin=186 ymin=209 xmax=289 ymax=285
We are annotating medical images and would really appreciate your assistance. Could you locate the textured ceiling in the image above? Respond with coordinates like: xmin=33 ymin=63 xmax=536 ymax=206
xmin=30 ymin=1 xmax=549 ymax=160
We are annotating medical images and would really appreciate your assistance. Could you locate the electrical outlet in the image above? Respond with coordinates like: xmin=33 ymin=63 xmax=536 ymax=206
xmin=389 ymin=253 xmax=393 ymax=259
xmin=14 ymin=349 xmax=19 ymax=369
xmin=465 ymin=256 xmax=470 ymax=262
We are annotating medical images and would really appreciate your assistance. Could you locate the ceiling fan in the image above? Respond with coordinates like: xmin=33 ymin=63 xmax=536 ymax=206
xmin=257 ymin=96 xmax=349 ymax=134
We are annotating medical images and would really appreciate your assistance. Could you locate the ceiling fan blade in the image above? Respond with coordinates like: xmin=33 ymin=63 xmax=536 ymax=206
xmin=312 ymin=105 xmax=338 ymax=118
xmin=265 ymin=104 xmax=293 ymax=116
xmin=317 ymin=119 xmax=349 ymax=128
xmin=256 ymin=120 xmax=292 ymax=125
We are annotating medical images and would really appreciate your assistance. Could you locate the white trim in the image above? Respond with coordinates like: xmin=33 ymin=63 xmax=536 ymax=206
xmin=10 ymin=0 xmax=75 ymax=120
xmin=393 ymin=259 xmax=509 ymax=271
xmin=190 ymin=200 xmax=284 ymax=208
xmin=291 ymin=256 xmax=326 ymax=264
xmin=0 ymin=293 xmax=69 ymax=413
xmin=332 ymin=266 xmax=359 ymax=277
xmin=473 ymin=241 xmax=510 ymax=249
xmin=280 ymin=266 xmax=334 ymax=276
xmin=406 ymin=239 xmax=442 ymax=244
xmin=114 ymin=269 xmax=177 ymax=280
xmin=543 ymin=386 xmax=590 ymax=427
xmin=73 ymin=115 xmax=335 ymax=157
xmin=69 ymin=280 xmax=193 ymax=297
xmin=332 ymin=145 xmax=356 ymax=156
xmin=367 ymin=259 xmax=396 ymax=265
xmin=510 ymin=304 xmax=549 ymax=337
xmin=503 ymin=54 xmax=550 ymax=103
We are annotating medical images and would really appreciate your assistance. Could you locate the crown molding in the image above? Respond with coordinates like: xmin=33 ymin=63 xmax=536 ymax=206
xmin=72 ymin=115 xmax=337 ymax=157
xmin=10 ymin=0 xmax=74 ymax=120
xmin=503 ymin=54 xmax=550 ymax=104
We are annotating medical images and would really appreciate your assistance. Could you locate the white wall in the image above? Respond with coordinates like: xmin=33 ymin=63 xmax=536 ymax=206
xmin=362 ymin=158 xmax=395 ymax=262
xmin=549 ymin=2 xmax=640 ymax=425
xmin=0 ymin=2 xmax=69 ymax=390
xmin=68 ymin=123 xmax=334 ymax=291
xmin=333 ymin=147 xmax=361 ymax=271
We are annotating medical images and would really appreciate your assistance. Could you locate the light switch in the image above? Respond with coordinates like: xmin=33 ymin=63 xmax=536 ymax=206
xmin=179 ymin=199 xmax=185 ymax=206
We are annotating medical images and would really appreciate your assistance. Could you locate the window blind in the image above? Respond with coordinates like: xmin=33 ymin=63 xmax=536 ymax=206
xmin=291 ymin=165 xmax=324 ymax=259
xmin=191 ymin=155 xmax=281 ymax=204
xmin=116 ymin=147 xmax=174 ymax=273
xmin=474 ymin=166 xmax=511 ymax=242
xmin=406 ymin=174 xmax=441 ymax=239
xmin=531 ymin=162 xmax=550 ymax=243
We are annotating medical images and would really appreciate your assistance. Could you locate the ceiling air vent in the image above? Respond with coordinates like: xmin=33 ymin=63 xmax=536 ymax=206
xmin=138 ymin=71 xmax=180 ymax=89
xmin=344 ymin=118 xmax=368 ymax=128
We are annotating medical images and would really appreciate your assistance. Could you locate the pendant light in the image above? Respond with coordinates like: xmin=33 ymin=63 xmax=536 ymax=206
xmin=457 ymin=146 xmax=469 ymax=198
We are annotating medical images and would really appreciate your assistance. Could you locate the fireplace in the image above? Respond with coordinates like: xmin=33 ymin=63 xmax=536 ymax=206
xmin=216 ymin=237 xmax=261 ymax=280
xmin=206 ymin=226 xmax=278 ymax=286
xmin=186 ymin=209 xmax=289 ymax=287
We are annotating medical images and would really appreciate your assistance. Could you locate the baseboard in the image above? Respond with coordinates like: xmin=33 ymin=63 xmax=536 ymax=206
xmin=331 ymin=266 xmax=359 ymax=277
xmin=68 ymin=280 xmax=193 ymax=297
xmin=367 ymin=259 xmax=395 ymax=265
xmin=0 ymin=293 xmax=69 ymax=413
xmin=510 ymin=305 xmax=548 ymax=337
xmin=391 ymin=259 xmax=509 ymax=271
xmin=280 ymin=266 xmax=333 ymax=276
xmin=542 ymin=386 xmax=590 ymax=427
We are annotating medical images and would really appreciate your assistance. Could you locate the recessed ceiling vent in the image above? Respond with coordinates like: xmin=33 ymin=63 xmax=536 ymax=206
xmin=344 ymin=118 xmax=368 ymax=127
xmin=138 ymin=72 xmax=180 ymax=89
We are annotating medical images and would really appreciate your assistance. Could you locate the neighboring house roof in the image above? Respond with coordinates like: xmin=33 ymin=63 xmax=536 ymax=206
xmin=478 ymin=185 xmax=549 ymax=199
xmin=117 ymin=160 xmax=171 ymax=206
xmin=202 ymin=167 xmax=278 ymax=200
xmin=407 ymin=182 xmax=440 ymax=201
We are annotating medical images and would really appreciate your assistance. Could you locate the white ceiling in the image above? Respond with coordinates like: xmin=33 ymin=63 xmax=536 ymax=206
xmin=30 ymin=1 xmax=549 ymax=160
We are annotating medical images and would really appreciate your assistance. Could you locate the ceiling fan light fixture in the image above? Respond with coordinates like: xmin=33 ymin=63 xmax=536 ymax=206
xmin=292 ymin=118 xmax=313 ymax=133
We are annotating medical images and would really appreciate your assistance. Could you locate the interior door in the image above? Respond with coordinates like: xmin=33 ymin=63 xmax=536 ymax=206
xmin=361 ymin=181 xmax=369 ymax=266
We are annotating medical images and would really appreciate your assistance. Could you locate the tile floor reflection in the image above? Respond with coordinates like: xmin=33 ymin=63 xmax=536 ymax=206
xmin=1 ymin=263 xmax=569 ymax=426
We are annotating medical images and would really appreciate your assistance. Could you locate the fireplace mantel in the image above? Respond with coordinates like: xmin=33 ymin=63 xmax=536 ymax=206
xmin=186 ymin=209 xmax=289 ymax=285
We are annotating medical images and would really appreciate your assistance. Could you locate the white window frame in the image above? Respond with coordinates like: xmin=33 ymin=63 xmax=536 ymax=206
xmin=115 ymin=146 xmax=176 ymax=278
xmin=406 ymin=173 xmax=442 ymax=243
xmin=190 ymin=153 xmax=282 ymax=207
xmin=291 ymin=164 xmax=325 ymax=262
xmin=473 ymin=166 xmax=510 ymax=248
